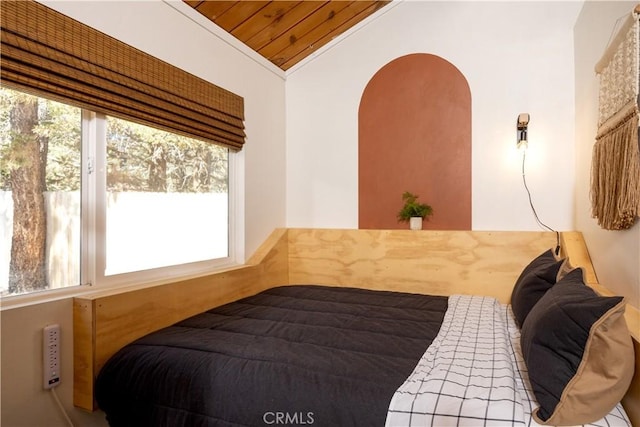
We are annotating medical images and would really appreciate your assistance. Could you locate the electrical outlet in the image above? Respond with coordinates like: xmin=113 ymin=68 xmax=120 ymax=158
xmin=43 ymin=324 xmax=61 ymax=389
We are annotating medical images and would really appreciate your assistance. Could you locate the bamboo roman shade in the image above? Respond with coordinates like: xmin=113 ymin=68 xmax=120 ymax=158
xmin=0 ymin=0 xmax=245 ymax=150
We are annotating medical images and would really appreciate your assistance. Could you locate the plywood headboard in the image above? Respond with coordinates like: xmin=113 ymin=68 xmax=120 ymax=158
xmin=73 ymin=229 xmax=639 ymax=424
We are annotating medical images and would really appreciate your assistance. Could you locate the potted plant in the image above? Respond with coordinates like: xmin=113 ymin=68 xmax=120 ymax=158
xmin=397 ymin=191 xmax=433 ymax=230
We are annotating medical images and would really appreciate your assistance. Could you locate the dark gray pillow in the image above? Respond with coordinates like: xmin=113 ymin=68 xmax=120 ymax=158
xmin=520 ymin=268 xmax=634 ymax=425
xmin=510 ymin=249 xmax=566 ymax=327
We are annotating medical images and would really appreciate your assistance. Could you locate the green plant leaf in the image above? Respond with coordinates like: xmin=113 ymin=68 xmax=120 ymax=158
xmin=397 ymin=191 xmax=433 ymax=222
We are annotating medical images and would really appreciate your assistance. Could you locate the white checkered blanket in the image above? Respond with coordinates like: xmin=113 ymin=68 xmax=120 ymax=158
xmin=385 ymin=295 xmax=631 ymax=427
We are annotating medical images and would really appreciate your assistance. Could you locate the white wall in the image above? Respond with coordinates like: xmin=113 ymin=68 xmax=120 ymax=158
xmin=0 ymin=1 xmax=286 ymax=426
xmin=286 ymin=1 xmax=582 ymax=231
xmin=574 ymin=1 xmax=640 ymax=308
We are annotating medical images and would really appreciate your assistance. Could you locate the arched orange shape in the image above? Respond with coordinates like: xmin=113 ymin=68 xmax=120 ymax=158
xmin=358 ymin=53 xmax=472 ymax=230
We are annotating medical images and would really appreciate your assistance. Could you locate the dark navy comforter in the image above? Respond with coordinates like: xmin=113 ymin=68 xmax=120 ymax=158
xmin=95 ymin=285 xmax=447 ymax=427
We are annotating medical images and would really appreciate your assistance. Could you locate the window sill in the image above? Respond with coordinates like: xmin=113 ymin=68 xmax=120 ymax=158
xmin=0 ymin=261 xmax=243 ymax=311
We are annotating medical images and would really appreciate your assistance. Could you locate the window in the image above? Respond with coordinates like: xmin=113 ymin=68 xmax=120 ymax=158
xmin=1 ymin=87 xmax=235 ymax=297
xmin=0 ymin=88 xmax=81 ymax=296
xmin=104 ymin=116 xmax=229 ymax=276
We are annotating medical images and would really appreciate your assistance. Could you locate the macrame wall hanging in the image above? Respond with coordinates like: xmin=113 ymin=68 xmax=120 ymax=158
xmin=592 ymin=5 xmax=640 ymax=230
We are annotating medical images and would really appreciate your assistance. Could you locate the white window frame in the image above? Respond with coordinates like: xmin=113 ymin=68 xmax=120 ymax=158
xmin=1 ymin=107 xmax=243 ymax=308
xmin=89 ymin=112 xmax=241 ymax=288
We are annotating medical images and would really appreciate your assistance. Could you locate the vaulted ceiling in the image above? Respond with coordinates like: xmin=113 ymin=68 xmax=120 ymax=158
xmin=184 ymin=1 xmax=391 ymax=71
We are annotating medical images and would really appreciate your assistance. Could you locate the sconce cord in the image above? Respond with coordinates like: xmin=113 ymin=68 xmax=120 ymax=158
xmin=521 ymin=151 xmax=561 ymax=255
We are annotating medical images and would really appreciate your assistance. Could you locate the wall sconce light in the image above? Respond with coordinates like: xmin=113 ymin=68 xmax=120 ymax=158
xmin=517 ymin=113 xmax=530 ymax=151
xmin=516 ymin=112 xmax=560 ymax=253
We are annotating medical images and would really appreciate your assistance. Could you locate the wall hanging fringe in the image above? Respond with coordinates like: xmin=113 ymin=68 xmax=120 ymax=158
xmin=591 ymin=6 xmax=640 ymax=230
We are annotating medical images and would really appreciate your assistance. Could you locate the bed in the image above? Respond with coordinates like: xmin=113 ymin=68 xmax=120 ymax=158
xmin=73 ymin=229 xmax=640 ymax=426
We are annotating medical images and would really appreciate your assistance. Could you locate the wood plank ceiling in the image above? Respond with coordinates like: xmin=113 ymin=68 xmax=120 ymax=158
xmin=184 ymin=1 xmax=391 ymax=71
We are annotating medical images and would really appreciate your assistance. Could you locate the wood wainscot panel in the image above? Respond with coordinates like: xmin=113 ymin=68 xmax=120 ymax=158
xmin=287 ymin=229 xmax=556 ymax=303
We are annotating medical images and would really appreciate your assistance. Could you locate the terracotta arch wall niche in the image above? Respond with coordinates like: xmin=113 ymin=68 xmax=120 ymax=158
xmin=358 ymin=53 xmax=471 ymax=230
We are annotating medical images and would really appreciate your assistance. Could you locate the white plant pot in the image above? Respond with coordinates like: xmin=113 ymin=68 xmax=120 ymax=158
xmin=409 ymin=217 xmax=423 ymax=230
